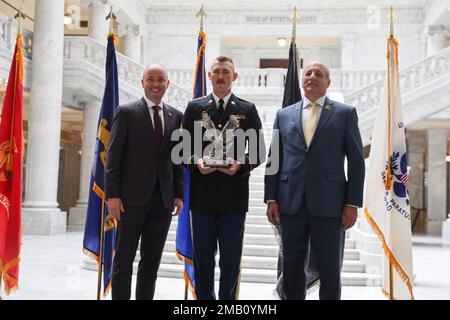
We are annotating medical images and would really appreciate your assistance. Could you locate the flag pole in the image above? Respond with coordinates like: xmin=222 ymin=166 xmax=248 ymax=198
xmin=6 ymin=9 xmax=24 ymax=178
xmin=95 ymin=6 xmax=117 ymax=301
xmin=196 ymin=4 xmax=207 ymax=33
xmin=96 ymin=195 xmax=106 ymax=300
xmin=387 ymin=5 xmax=396 ymax=301
xmin=291 ymin=6 xmax=299 ymax=43
xmin=181 ymin=5 xmax=208 ymax=301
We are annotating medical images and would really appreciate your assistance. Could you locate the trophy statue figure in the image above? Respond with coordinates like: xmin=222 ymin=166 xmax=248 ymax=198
xmin=201 ymin=111 xmax=240 ymax=168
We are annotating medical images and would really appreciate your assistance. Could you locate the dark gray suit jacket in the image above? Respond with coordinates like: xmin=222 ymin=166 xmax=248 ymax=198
xmin=264 ymin=98 xmax=365 ymax=218
xmin=105 ymin=97 xmax=184 ymax=209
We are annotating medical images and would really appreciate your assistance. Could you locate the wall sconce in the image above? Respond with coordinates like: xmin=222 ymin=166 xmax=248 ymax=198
xmin=277 ymin=37 xmax=287 ymax=47
xmin=446 ymin=155 xmax=450 ymax=162
xmin=64 ymin=13 xmax=73 ymax=25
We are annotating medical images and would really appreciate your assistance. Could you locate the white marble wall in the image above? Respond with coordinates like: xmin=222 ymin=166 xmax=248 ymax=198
xmin=141 ymin=5 xmax=429 ymax=71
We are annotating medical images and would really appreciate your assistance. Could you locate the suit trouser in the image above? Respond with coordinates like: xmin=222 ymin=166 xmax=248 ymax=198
xmin=280 ymin=201 xmax=345 ymax=300
xmin=191 ymin=211 xmax=246 ymax=300
xmin=111 ymin=184 xmax=171 ymax=300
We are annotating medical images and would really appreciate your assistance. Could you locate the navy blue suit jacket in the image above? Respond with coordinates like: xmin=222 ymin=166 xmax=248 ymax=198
xmin=264 ymin=98 xmax=365 ymax=218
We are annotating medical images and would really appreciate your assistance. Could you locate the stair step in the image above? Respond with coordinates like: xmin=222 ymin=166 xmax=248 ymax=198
xmin=249 ymin=190 xmax=264 ymax=198
xmin=165 ymin=231 xmax=356 ymax=249
xmin=158 ymin=252 xmax=365 ymax=272
xmin=156 ymin=263 xmax=278 ymax=284
xmin=244 ymin=223 xmax=275 ymax=235
xmin=249 ymin=197 xmax=265 ymax=207
xmin=83 ymin=256 xmax=368 ymax=284
xmin=249 ymin=182 xmax=264 ymax=191
xmin=249 ymin=175 xmax=264 ymax=183
xmin=162 ymin=241 xmax=359 ymax=260
xmin=245 ymin=214 xmax=268 ymax=224
xmin=248 ymin=206 xmax=267 ymax=214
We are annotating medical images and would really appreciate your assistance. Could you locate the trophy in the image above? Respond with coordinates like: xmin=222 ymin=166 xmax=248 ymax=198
xmin=201 ymin=110 xmax=240 ymax=168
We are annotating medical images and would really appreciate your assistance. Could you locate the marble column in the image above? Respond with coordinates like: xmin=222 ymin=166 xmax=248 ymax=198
xmin=83 ymin=0 xmax=109 ymax=42
xmin=22 ymin=0 xmax=66 ymax=235
xmin=119 ymin=25 xmax=141 ymax=63
xmin=341 ymin=33 xmax=356 ymax=70
xmin=442 ymin=145 xmax=450 ymax=243
xmin=427 ymin=26 xmax=449 ymax=57
xmin=68 ymin=99 xmax=101 ymax=227
xmin=426 ymin=128 xmax=448 ymax=235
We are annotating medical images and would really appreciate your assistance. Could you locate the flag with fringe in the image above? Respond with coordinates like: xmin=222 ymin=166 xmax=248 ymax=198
xmin=175 ymin=31 xmax=207 ymax=298
xmin=364 ymin=34 xmax=414 ymax=300
xmin=82 ymin=33 xmax=119 ymax=297
xmin=0 ymin=32 xmax=24 ymax=296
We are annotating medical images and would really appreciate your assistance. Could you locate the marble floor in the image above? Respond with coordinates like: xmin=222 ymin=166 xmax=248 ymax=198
xmin=1 ymin=228 xmax=450 ymax=300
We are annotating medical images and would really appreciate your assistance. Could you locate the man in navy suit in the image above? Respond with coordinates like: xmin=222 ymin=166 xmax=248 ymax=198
xmin=106 ymin=64 xmax=184 ymax=300
xmin=264 ymin=62 xmax=365 ymax=300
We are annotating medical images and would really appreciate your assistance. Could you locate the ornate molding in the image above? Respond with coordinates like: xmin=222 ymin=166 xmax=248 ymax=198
xmin=117 ymin=24 xmax=140 ymax=38
xmin=80 ymin=0 xmax=109 ymax=6
xmin=427 ymin=25 xmax=450 ymax=37
xmin=146 ymin=6 xmax=426 ymax=25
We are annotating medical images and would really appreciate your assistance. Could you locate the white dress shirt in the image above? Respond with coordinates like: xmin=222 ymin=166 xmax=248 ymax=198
xmin=144 ymin=95 xmax=165 ymax=132
xmin=301 ymin=95 xmax=327 ymax=131
xmin=212 ymin=92 xmax=232 ymax=110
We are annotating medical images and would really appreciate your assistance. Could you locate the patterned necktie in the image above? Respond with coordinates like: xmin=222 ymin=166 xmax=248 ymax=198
xmin=152 ymin=105 xmax=163 ymax=147
xmin=218 ymin=98 xmax=225 ymax=117
xmin=304 ymin=101 xmax=319 ymax=147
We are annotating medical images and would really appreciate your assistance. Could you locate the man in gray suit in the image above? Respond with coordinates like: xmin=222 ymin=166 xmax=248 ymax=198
xmin=264 ymin=62 xmax=365 ymax=300
xmin=106 ymin=64 xmax=184 ymax=300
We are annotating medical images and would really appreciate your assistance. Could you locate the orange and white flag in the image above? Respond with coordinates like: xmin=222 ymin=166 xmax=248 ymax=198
xmin=363 ymin=34 xmax=414 ymax=300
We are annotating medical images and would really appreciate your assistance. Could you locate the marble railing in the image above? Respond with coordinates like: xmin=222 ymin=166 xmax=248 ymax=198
xmin=347 ymin=45 xmax=450 ymax=144
xmin=63 ymin=36 xmax=192 ymax=108
xmin=170 ymin=68 xmax=385 ymax=92
xmin=0 ymin=14 xmax=33 ymax=90
xmin=0 ymin=14 xmax=33 ymax=60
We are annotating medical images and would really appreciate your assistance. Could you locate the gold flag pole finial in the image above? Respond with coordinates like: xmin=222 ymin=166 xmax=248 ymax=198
xmin=196 ymin=4 xmax=207 ymax=33
xmin=105 ymin=5 xmax=117 ymax=34
xmin=290 ymin=7 xmax=300 ymax=42
xmin=14 ymin=8 xmax=25 ymax=34
xmin=386 ymin=6 xmax=397 ymax=37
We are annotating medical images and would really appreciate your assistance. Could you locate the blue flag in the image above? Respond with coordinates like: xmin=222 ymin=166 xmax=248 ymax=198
xmin=175 ymin=31 xmax=207 ymax=298
xmin=83 ymin=34 xmax=119 ymax=297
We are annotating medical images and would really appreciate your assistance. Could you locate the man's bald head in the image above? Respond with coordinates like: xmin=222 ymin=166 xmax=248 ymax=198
xmin=143 ymin=64 xmax=169 ymax=80
xmin=302 ymin=62 xmax=331 ymax=101
xmin=303 ymin=62 xmax=330 ymax=79
xmin=141 ymin=63 xmax=170 ymax=105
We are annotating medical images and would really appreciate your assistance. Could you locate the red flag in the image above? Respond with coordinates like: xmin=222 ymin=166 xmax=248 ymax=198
xmin=0 ymin=32 xmax=24 ymax=295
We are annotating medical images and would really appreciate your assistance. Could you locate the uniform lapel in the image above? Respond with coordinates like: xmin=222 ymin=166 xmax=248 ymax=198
xmin=206 ymin=94 xmax=220 ymax=123
xmin=221 ymin=94 xmax=238 ymax=127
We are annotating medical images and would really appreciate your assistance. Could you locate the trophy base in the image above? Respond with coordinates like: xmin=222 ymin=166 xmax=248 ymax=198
xmin=204 ymin=159 xmax=232 ymax=168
